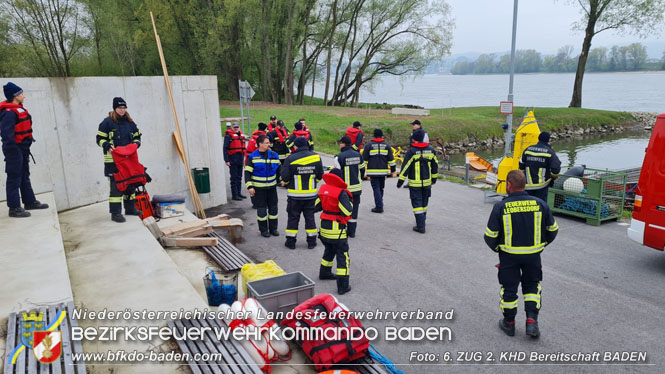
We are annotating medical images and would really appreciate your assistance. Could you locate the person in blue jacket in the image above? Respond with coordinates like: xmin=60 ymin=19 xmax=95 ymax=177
xmin=244 ymin=135 xmax=280 ymax=237
xmin=1 ymin=82 xmax=48 ymax=217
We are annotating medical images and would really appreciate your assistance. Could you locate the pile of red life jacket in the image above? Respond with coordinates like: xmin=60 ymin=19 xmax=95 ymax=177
xmin=111 ymin=143 xmax=149 ymax=192
xmin=281 ymin=294 xmax=369 ymax=370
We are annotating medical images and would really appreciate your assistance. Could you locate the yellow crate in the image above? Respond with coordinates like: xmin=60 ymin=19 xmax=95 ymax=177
xmin=241 ymin=260 xmax=286 ymax=295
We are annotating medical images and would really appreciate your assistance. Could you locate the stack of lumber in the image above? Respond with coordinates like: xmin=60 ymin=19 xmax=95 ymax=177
xmin=143 ymin=214 xmax=243 ymax=247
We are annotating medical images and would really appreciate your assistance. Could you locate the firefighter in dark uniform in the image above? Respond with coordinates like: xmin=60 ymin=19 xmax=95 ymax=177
xmin=363 ymin=129 xmax=396 ymax=213
xmin=281 ymin=137 xmax=324 ymax=249
xmin=345 ymin=121 xmax=364 ymax=151
xmin=334 ymin=136 xmax=365 ymax=238
xmin=316 ymin=168 xmax=353 ymax=295
xmin=267 ymin=115 xmax=278 ymax=132
xmin=286 ymin=122 xmax=314 ymax=151
xmin=245 ymin=135 xmax=280 ymax=237
xmin=96 ymin=97 xmax=141 ymax=223
xmin=520 ymin=132 xmax=561 ymax=202
xmin=1 ymin=82 xmax=48 ymax=217
xmin=397 ymin=130 xmax=437 ymax=233
xmin=224 ymin=123 xmax=247 ymax=201
xmin=484 ymin=170 xmax=559 ymax=338
xmin=268 ymin=120 xmax=290 ymax=180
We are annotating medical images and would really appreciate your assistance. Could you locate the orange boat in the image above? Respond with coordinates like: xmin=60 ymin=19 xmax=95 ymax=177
xmin=466 ymin=152 xmax=493 ymax=172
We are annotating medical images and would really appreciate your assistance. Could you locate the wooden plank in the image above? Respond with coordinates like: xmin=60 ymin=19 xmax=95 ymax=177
xmin=168 ymin=321 xmax=203 ymax=374
xmin=162 ymin=237 xmax=218 ymax=247
xmin=178 ymin=226 xmax=214 ymax=238
xmin=187 ymin=319 xmax=236 ymax=374
xmin=143 ymin=216 xmax=164 ymax=239
xmin=205 ymin=214 xmax=230 ymax=223
xmin=47 ymin=305 xmax=62 ymax=374
xmin=161 ymin=220 xmax=208 ymax=236
xmin=58 ymin=305 xmax=74 ymax=374
xmin=65 ymin=302 xmax=85 ymax=374
xmin=174 ymin=320 xmax=214 ymax=374
xmin=5 ymin=312 xmax=17 ymax=374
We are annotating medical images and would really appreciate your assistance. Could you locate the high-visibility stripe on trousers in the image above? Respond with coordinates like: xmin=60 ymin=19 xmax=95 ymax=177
xmin=285 ymin=198 xmax=317 ymax=245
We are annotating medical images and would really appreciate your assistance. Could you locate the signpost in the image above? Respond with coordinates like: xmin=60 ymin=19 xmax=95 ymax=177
xmin=500 ymin=101 xmax=513 ymax=115
xmin=504 ymin=0 xmax=519 ymax=156
xmin=238 ymin=80 xmax=255 ymax=134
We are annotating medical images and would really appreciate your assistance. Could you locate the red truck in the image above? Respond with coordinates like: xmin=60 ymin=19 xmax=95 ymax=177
xmin=628 ymin=113 xmax=665 ymax=250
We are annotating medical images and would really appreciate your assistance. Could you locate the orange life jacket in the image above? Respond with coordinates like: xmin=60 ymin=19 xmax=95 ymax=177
xmin=345 ymin=127 xmax=364 ymax=150
xmin=319 ymin=173 xmax=353 ymax=225
xmin=226 ymin=129 xmax=246 ymax=155
xmin=0 ymin=101 xmax=32 ymax=143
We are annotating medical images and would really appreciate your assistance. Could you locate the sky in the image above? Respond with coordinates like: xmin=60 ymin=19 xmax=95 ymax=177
xmin=446 ymin=0 xmax=665 ymax=57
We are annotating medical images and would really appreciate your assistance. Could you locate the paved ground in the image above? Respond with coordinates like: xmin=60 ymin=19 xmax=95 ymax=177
xmin=208 ymin=154 xmax=665 ymax=374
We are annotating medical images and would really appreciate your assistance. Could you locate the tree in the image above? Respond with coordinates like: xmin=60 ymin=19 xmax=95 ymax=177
xmin=626 ymin=42 xmax=647 ymax=70
xmin=1 ymin=0 xmax=90 ymax=76
xmin=474 ymin=54 xmax=496 ymax=74
xmin=586 ymin=47 xmax=607 ymax=71
xmin=567 ymin=0 xmax=665 ymax=108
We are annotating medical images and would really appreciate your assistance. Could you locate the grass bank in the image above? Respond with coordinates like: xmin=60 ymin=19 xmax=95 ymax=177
xmin=220 ymin=102 xmax=635 ymax=155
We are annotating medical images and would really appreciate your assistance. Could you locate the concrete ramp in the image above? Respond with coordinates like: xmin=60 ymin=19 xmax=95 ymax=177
xmin=0 ymin=192 xmax=73 ymax=317
xmin=0 ymin=192 xmax=74 ymax=371
xmin=58 ymin=202 xmax=208 ymax=373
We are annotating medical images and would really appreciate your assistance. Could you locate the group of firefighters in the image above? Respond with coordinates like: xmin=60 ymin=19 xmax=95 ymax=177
xmin=2 ymin=80 xmax=561 ymax=338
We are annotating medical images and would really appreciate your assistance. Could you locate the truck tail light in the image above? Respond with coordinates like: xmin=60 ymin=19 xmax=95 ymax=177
xmin=634 ymin=195 xmax=642 ymax=213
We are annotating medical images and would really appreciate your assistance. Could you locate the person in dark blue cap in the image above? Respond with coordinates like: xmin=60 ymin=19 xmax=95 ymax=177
xmin=519 ymin=131 xmax=561 ymax=203
xmin=1 ymin=82 xmax=49 ymax=217
xmin=96 ymin=97 xmax=142 ymax=222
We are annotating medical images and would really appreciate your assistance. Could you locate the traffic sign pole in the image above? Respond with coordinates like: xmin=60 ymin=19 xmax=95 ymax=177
xmin=504 ymin=0 xmax=518 ymax=156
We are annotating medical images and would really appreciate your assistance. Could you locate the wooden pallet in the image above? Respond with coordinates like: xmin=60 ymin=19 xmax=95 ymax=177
xmin=167 ymin=317 xmax=262 ymax=374
xmin=202 ymin=232 xmax=254 ymax=272
xmin=4 ymin=301 xmax=86 ymax=374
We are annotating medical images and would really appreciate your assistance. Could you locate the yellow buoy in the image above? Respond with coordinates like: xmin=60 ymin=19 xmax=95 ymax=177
xmin=496 ymin=110 xmax=540 ymax=193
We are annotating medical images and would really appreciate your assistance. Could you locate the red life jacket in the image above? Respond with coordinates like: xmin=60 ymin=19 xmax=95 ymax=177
xmin=280 ymin=293 xmax=369 ymax=370
xmin=273 ymin=127 xmax=288 ymax=144
xmin=245 ymin=130 xmax=267 ymax=162
xmin=293 ymin=129 xmax=310 ymax=139
xmin=345 ymin=127 xmax=363 ymax=150
xmin=226 ymin=129 xmax=246 ymax=155
xmin=319 ymin=173 xmax=353 ymax=225
xmin=111 ymin=143 xmax=148 ymax=192
xmin=0 ymin=101 xmax=33 ymax=143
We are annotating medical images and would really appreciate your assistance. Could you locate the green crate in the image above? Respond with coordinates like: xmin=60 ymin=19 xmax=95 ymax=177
xmin=548 ymin=168 xmax=626 ymax=226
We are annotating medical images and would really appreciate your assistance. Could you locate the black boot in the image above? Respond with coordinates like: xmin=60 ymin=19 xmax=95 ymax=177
xmin=269 ymin=218 xmax=279 ymax=236
xmin=337 ymin=275 xmax=351 ymax=295
xmin=346 ymin=221 xmax=357 ymax=238
xmin=232 ymin=195 xmax=243 ymax=201
xmin=258 ymin=218 xmax=269 ymax=237
xmin=499 ymin=319 xmax=515 ymax=337
xmin=371 ymin=207 xmax=383 ymax=213
xmin=24 ymin=200 xmax=49 ymax=210
xmin=412 ymin=226 xmax=426 ymax=233
xmin=319 ymin=265 xmax=336 ymax=280
xmin=526 ymin=317 xmax=540 ymax=338
xmin=111 ymin=213 xmax=126 ymax=223
xmin=307 ymin=237 xmax=317 ymax=249
xmin=124 ymin=202 xmax=140 ymax=216
xmin=238 ymin=193 xmax=248 ymax=199
xmin=284 ymin=238 xmax=296 ymax=250
xmin=9 ymin=207 xmax=31 ymax=218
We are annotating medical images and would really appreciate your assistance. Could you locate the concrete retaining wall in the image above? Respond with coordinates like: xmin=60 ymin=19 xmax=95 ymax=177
xmin=0 ymin=76 xmax=227 ymax=211
xmin=391 ymin=107 xmax=430 ymax=116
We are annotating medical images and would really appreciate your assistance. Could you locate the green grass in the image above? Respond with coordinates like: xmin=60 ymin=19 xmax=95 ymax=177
xmin=220 ymin=103 xmax=635 ymax=155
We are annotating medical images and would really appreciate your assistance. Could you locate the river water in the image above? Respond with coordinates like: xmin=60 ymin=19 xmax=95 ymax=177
xmin=314 ymin=72 xmax=659 ymax=170
xmin=326 ymin=71 xmax=665 ymax=113
xmin=446 ymin=129 xmax=650 ymax=170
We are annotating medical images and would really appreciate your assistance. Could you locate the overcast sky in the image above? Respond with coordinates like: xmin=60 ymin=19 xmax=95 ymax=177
xmin=446 ymin=0 xmax=665 ymax=56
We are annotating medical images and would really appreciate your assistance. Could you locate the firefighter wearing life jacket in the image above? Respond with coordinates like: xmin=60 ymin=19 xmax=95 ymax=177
xmin=245 ymin=135 xmax=280 ymax=237
xmin=519 ymin=132 xmax=561 ymax=203
xmin=345 ymin=121 xmax=364 ymax=151
xmin=397 ymin=130 xmax=438 ymax=233
xmin=484 ymin=170 xmax=558 ymax=338
xmin=334 ymin=136 xmax=365 ymax=238
xmin=298 ymin=118 xmax=309 ymax=131
xmin=267 ymin=115 xmax=278 ymax=132
xmin=0 ymin=82 xmax=48 ymax=218
xmin=408 ymin=119 xmax=429 ymax=144
xmin=96 ymin=97 xmax=142 ymax=223
xmin=286 ymin=121 xmax=314 ymax=151
xmin=280 ymin=137 xmax=324 ymax=249
xmin=315 ymin=168 xmax=354 ymax=295
xmin=363 ymin=129 xmax=396 ymax=213
xmin=224 ymin=122 xmax=247 ymax=201
xmin=268 ymin=120 xmax=290 ymax=181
